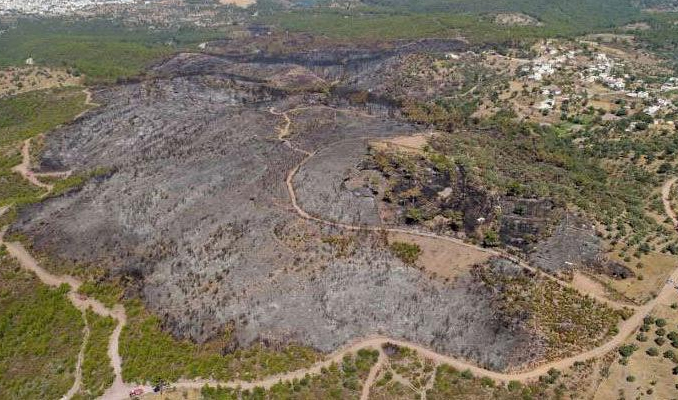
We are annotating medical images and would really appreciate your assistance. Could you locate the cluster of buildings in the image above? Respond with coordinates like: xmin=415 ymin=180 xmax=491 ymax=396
xmin=0 ymin=0 xmax=134 ymax=15
xmin=520 ymin=44 xmax=677 ymax=123
xmin=661 ymin=78 xmax=678 ymax=93
xmin=0 ymin=0 xmax=244 ymax=28
xmin=644 ymin=98 xmax=674 ymax=117
xmin=524 ymin=49 xmax=577 ymax=81
xmin=582 ymin=53 xmax=626 ymax=91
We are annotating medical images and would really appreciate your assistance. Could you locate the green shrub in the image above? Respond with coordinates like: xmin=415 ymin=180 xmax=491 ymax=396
xmin=77 ymin=280 xmax=123 ymax=309
xmin=619 ymin=344 xmax=639 ymax=357
xmin=0 ymin=261 xmax=84 ymax=399
xmin=119 ymin=300 xmax=321 ymax=384
xmin=405 ymin=207 xmax=424 ymax=223
xmin=460 ymin=369 xmax=473 ymax=379
xmin=480 ymin=377 xmax=495 ymax=387
xmin=79 ymin=311 xmax=116 ymax=398
xmin=389 ymin=241 xmax=422 ymax=265
xmin=483 ymin=230 xmax=500 ymax=247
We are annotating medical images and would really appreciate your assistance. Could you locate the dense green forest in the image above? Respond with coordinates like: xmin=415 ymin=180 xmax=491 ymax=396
xmin=0 ymin=19 xmax=226 ymax=83
xmin=631 ymin=13 xmax=678 ymax=66
xmin=360 ymin=0 xmax=641 ymax=29
xmin=274 ymin=0 xmax=644 ymax=38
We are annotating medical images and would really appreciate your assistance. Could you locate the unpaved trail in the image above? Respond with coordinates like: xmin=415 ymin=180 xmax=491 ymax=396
xmin=12 ymin=139 xmax=54 ymax=192
xmin=175 ymin=260 xmax=678 ymax=386
xmin=663 ymin=177 xmax=678 ymax=226
xmin=166 ymin=286 xmax=676 ymax=390
xmin=73 ymin=88 xmax=99 ymax=121
xmin=61 ymin=313 xmax=90 ymax=400
xmin=10 ymin=88 xmax=94 ymax=194
xmin=12 ymin=138 xmax=72 ymax=194
xmin=4 ymin=105 xmax=677 ymax=399
xmin=360 ymin=349 xmax=386 ymax=400
xmin=272 ymin=107 xmax=636 ymax=311
xmin=3 ymin=134 xmax=125 ymax=400
xmin=99 ymin=304 xmax=129 ymax=400
xmin=0 ymin=228 xmax=128 ymax=399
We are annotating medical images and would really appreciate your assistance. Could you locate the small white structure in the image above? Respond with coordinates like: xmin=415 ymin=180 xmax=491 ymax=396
xmin=538 ymin=99 xmax=555 ymax=110
xmin=626 ymin=91 xmax=649 ymax=99
xmin=645 ymin=105 xmax=661 ymax=116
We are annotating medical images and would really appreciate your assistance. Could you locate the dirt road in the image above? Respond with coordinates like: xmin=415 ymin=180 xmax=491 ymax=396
xmin=4 ymin=135 xmax=125 ymax=400
xmin=4 ymin=106 xmax=677 ymax=399
xmin=360 ymin=349 xmax=386 ymax=400
xmin=0 ymin=229 xmax=128 ymax=400
xmin=663 ymin=177 xmax=678 ymax=226
xmin=12 ymin=139 xmax=54 ymax=192
xmin=274 ymin=108 xmax=636 ymax=311
xmin=61 ymin=313 xmax=90 ymax=400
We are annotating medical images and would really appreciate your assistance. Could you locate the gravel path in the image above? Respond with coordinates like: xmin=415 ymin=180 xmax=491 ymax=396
xmin=4 ymin=106 xmax=677 ymax=399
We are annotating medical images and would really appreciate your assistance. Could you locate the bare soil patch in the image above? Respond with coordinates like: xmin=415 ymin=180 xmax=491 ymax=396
xmin=572 ymin=271 xmax=617 ymax=303
xmin=605 ymin=247 xmax=677 ymax=304
xmin=0 ymin=67 xmax=81 ymax=98
xmin=370 ymin=133 xmax=433 ymax=155
xmin=494 ymin=13 xmax=543 ymax=26
xmin=218 ymin=0 xmax=255 ymax=7
xmin=387 ymin=231 xmax=491 ymax=281
xmin=593 ymin=302 xmax=678 ymax=400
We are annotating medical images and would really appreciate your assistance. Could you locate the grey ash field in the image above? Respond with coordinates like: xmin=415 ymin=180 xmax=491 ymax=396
xmin=5 ymin=35 xmax=652 ymax=380
xmin=10 ymin=42 xmax=546 ymax=371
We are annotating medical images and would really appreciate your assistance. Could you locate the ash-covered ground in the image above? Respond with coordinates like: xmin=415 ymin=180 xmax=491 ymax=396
xmin=13 ymin=41 xmax=550 ymax=371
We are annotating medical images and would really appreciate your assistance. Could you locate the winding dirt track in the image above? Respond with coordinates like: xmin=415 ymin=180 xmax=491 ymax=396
xmin=1 ymin=91 xmax=129 ymax=400
xmin=62 ymin=313 xmax=90 ymax=400
xmin=360 ymin=350 xmax=386 ymax=400
xmin=273 ymin=107 xmax=635 ymax=311
xmin=162 ymin=109 xmax=678 ymax=391
xmin=0 ymin=224 xmax=128 ymax=399
xmin=663 ymin=177 xmax=678 ymax=226
xmin=12 ymin=139 xmax=57 ymax=192
xmin=4 ymin=104 xmax=678 ymax=399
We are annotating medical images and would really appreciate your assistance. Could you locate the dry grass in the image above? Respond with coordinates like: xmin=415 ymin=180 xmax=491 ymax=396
xmin=605 ymin=248 xmax=677 ymax=304
xmin=387 ymin=232 xmax=491 ymax=281
xmin=218 ymin=0 xmax=255 ymax=7
xmin=370 ymin=133 xmax=433 ymax=156
xmin=141 ymin=388 xmax=200 ymax=399
xmin=0 ymin=67 xmax=81 ymax=98
xmin=572 ymin=271 xmax=619 ymax=303
xmin=593 ymin=302 xmax=678 ymax=400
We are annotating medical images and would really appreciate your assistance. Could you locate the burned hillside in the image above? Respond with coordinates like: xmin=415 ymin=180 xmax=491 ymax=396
xmin=9 ymin=40 xmax=625 ymax=372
